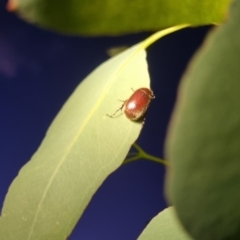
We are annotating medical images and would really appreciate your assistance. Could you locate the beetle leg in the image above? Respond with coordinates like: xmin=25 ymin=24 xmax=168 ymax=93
xmin=106 ymin=101 xmax=126 ymax=118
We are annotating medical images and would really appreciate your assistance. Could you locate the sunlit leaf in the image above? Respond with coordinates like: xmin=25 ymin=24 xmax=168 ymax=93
xmin=137 ymin=207 xmax=193 ymax=240
xmin=165 ymin=1 xmax=240 ymax=239
xmin=0 ymin=26 xmax=186 ymax=240
xmin=7 ymin=0 xmax=231 ymax=35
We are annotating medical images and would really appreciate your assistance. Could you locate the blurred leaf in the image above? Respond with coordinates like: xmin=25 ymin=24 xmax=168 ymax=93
xmin=7 ymin=0 xmax=231 ymax=35
xmin=106 ymin=46 xmax=129 ymax=57
xmin=137 ymin=207 xmax=193 ymax=240
xmin=0 ymin=26 xmax=185 ymax=240
xmin=165 ymin=1 xmax=240 ymax=240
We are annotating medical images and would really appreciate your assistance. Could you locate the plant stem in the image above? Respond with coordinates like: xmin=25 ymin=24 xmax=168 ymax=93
xmin=140 ymin=24 xmax=190 ymax=49
xmin=123 ymin=143 xmax=170 ymax=166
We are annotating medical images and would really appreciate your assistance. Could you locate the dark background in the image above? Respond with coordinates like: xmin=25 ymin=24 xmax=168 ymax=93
xmin=0 ymin=1 xmax=209 ymax=239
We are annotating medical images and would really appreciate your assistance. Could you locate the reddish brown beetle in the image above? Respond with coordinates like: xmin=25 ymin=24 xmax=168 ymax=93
xmin=107 ymin=88 xmax=155 ymax=121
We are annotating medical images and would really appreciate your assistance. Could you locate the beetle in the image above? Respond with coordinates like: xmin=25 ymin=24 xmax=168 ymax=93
xmin=107 ymin=88 xmax=155 ymax=121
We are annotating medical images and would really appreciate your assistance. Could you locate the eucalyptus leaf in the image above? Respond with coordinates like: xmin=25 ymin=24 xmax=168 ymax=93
xmin=0 ymin=26 xmax=186 ymax=240
xmin=138 ymin=207 xmax=193 ymax=240
xmin=165 ymin=1 xmax=240 ymax=240
xmin=0 ymin=45 xmax=145 ymax=240
xmin=7 ymin=0 xmax=231 ymax=35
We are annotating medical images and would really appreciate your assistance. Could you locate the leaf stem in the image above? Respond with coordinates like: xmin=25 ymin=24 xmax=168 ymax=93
xmin=140 ymin=24 xmax=190 ymax=49
xmin=123 ymin=143 xmax=169 ymax=166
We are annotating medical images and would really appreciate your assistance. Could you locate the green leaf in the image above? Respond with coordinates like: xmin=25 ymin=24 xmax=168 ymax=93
xmin=0 ymin=42 xmax=145 ymax=240
xmin=0 ymin=26 xmax=185 ymax=240
xmin=165 ymin=1 xmax=240 ymax=240
xmin=7 ymin=0 xmax=231 ymax=35
xmin=137 ymin=207 xmax=193 ymax=240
